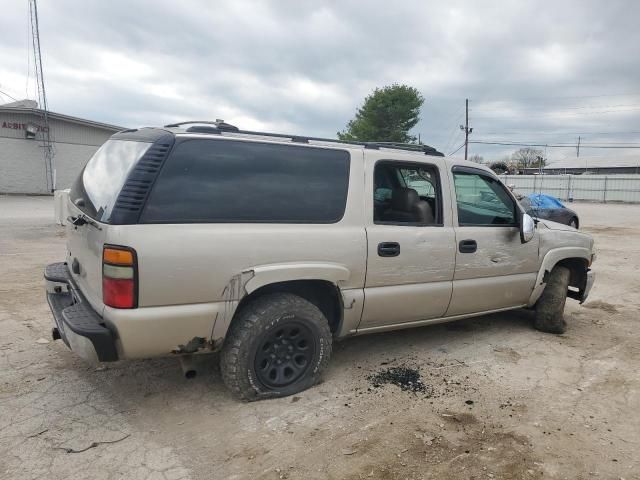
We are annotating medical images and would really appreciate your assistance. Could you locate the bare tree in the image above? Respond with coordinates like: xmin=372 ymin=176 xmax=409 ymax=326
xmin=511 ymin=147 xmax=544 ymax=169
xmin=468 ymin=154 xmax=484 ymax=163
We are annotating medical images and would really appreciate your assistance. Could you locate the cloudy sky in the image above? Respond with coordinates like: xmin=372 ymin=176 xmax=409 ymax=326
xmin=1 ymin=0 xmax=640 ymax=162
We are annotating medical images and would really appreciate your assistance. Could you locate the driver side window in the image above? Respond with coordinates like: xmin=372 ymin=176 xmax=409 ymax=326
xmin=453 ymin=171 xmax=517 ymax=226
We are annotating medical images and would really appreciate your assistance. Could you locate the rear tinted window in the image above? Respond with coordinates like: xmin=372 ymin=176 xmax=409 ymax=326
xmin=70 ymin=140 xmax=151 ymax=222
xmin=140 ymin=139 xmax=350 ymax=223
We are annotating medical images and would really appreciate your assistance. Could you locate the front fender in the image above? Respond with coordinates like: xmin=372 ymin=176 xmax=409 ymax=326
xmin=528 ymin=247 xmax=591 ymax=306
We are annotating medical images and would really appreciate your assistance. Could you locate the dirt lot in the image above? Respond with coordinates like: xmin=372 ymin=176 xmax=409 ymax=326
xmin=1 ymin=196 xmax=639 ymax=480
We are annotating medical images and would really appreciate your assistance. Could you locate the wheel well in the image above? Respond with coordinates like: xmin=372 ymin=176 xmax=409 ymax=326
xmin=235 ymin=280 xmax=343 ymax=333
xmin=555 ymin=257 xmax=588 ymax=290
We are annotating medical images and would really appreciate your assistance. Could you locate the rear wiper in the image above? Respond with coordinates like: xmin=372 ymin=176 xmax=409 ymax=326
xmin=67 ymin=213 xmax=102 ymax=231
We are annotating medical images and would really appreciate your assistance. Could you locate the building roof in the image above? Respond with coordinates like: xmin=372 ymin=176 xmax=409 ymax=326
xmin=1 ymin=99 xmax=124 ymax=131
xmin=545 ymin=155 xmax=640 ymax=169
xmin=2 ymin=99 xmax=38 ymax=108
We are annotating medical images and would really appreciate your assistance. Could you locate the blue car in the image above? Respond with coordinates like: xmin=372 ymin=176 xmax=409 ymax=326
xmin=519 ymin=193 xmax=579 ymax=229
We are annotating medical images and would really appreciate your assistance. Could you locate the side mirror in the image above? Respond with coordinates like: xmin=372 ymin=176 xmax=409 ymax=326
xmin=520 ymin=213 xmax=535 ymax=243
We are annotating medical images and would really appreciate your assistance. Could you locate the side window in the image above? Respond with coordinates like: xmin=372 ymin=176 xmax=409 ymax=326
xmin=141 ymin=139 xmax=350 ymax=223
xmin=374 ymin=162 xmax=440 ymax=225
xmin=399 ymin=168 xmax=435 ymax=197
xmin=453 ymin=171 xmax=517 ymax=226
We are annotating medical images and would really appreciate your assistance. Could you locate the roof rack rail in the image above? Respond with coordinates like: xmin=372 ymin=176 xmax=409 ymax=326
xmin=234 ymin=130 xmax=444 ymax=156
xmin=370 ymin=142 xmax=444 ymax=156
xmin=164 ymin=119 xmax=239 ymax=132
xmin=185 ymin=125 xmax=221 ymax=134
xmin=165 ymin=120 xmax=443 ymax=156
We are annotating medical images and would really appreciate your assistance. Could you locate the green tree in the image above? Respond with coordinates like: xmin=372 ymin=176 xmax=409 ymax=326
xmin=338 ymin=84 xmax=424 ymax=143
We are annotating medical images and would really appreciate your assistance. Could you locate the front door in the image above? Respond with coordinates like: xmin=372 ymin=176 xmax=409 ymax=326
xmin=446 ymin=167 xmax=539 ymax=317
xmin=359 ymin=157 xmax=456 ymax=330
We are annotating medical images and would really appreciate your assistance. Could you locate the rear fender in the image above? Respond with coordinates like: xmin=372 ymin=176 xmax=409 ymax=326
xmin=244 ymin=263 xmax=350 ymax=293
xmin=211 ymin=263 xmax=356 ymax=344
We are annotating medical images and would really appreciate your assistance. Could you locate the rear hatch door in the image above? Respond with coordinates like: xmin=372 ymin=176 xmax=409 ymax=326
xmin=66 ymin=139 xmax=153 ymax=311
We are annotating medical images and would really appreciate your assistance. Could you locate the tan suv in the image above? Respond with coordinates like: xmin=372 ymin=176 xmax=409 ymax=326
xmin=45 ymin=121 xmax=595 ymax=400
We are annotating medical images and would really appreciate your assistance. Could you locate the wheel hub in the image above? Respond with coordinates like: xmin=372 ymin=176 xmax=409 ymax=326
xmin=254 ymin=320 xmax=315 ymax=388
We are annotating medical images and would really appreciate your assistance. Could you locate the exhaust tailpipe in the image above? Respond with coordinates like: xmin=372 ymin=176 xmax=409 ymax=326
xmin=179 ymin=355 xmax=197 ymax=379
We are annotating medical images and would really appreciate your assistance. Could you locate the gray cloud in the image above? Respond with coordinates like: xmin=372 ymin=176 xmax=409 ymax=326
xmin=2 ymin=0 xmax=639 ymax=162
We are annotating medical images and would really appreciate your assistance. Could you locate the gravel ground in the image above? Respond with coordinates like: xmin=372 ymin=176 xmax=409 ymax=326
xmin=0 ymin=196 xmax=639 ymax=480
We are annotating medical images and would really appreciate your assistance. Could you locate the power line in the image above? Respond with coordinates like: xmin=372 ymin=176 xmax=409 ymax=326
xmin=472 ymin=103 xmax=640 ymax=112
xmin=448 ymin=142 xmax=466 ymax=156
xmin=476 ymin=130 xmax=640 ymax=136
xmin=25 ymin=0 xmax=32 ymax=98
xmin=441 ymin=109 xmax=466 ymax=153
xmin=443 ymin=129 xmax=463 ymax=155
xmin=470 ymin=140 xmax=640 ymax=149
xmin=472 ymin=107 xmax=640 ymax=119
xmin=0 ymin=89 xmax=18 ymax=102
xmin=478 ymin=92 xmax=640 ymax=102
xmin=473 ymin=138 xmax=640 ymax=145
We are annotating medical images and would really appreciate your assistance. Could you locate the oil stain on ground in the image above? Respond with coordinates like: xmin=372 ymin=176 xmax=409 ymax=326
xmin=368 ymin=365 xmax=432 ymax=395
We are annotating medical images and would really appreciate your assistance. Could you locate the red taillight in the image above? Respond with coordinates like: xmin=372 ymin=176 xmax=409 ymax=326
xmin=103 ymin=246 xmax=137 ymax=309
xmin=103 ymin=277 xmax=135 ymax=308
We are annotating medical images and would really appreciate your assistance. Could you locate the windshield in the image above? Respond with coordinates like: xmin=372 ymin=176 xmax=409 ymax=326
xmin=70 ymin=139 xmax=151 ymax=222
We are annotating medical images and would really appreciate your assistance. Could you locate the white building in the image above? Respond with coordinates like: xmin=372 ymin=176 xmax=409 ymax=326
xmin=521 ymin=155 xmax=640 ymax=175
xmin=0 ymin=100 xmax=122 ymax=194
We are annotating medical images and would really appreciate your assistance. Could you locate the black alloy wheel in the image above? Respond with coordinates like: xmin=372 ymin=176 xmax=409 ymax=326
xmin=254 ymin=321 xmax=315 ymax=388
xmin=220 ymin=292 xmax=332 ymax=401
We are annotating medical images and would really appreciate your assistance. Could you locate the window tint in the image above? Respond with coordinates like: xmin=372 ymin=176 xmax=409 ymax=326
xmin=70 ymin=140 xmax=151 ymax=222
xmin=453 ymin=171 xmax=517 ymax=226
xmin=141 ymin=139 xmax=350 ymax=223
xmin=399 ymin=168 xmax=436 ymax=196
xmin=374 ymin=162 xmax=440 ymax=225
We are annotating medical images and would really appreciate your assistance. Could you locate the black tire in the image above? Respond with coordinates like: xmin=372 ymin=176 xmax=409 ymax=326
xmin=569 ymin=217 xmax=579 ymax=229
xmin=534 ymin=266 xmax=571 ymax=334
xmin=220 ymin=292 xmax=332 ymax=401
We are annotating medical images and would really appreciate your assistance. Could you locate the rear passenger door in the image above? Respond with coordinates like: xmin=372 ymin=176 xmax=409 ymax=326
xmin=446 ymin=167 xmax=539 ymax=317
xmin=359 ymin=155 xmax=456 ymax=330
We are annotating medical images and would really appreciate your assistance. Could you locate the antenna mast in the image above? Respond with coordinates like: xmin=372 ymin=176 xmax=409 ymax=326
xmin=29 ymin=0 xmax=54 ymax=192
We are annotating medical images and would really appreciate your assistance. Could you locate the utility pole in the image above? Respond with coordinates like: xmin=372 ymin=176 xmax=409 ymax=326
xmin=576 ymin=136 xmax=581 ymax=158
xmin=460 ymin=98 xmax=473 ymax=160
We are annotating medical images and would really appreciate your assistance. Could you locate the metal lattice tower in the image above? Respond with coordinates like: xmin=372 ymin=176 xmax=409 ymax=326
xmin=29 ymin=0 xmax=55 ymax=192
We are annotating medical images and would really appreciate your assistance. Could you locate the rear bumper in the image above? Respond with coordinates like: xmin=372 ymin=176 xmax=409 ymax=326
xmin=45 ymin=262 xmax=118 ymax=362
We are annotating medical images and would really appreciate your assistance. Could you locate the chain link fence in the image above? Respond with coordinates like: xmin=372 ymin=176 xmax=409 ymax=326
xmin=498 ymin=174 xmax=640 ymax=203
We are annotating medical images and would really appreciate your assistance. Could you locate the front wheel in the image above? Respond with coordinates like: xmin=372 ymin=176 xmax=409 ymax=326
xmin=534 ymin=266 xmax=571 ymax=334
xmin=569 ymin=217 xmax=579 ymax=229
xmin=220 ymin=292 xmax=332 ymax=401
